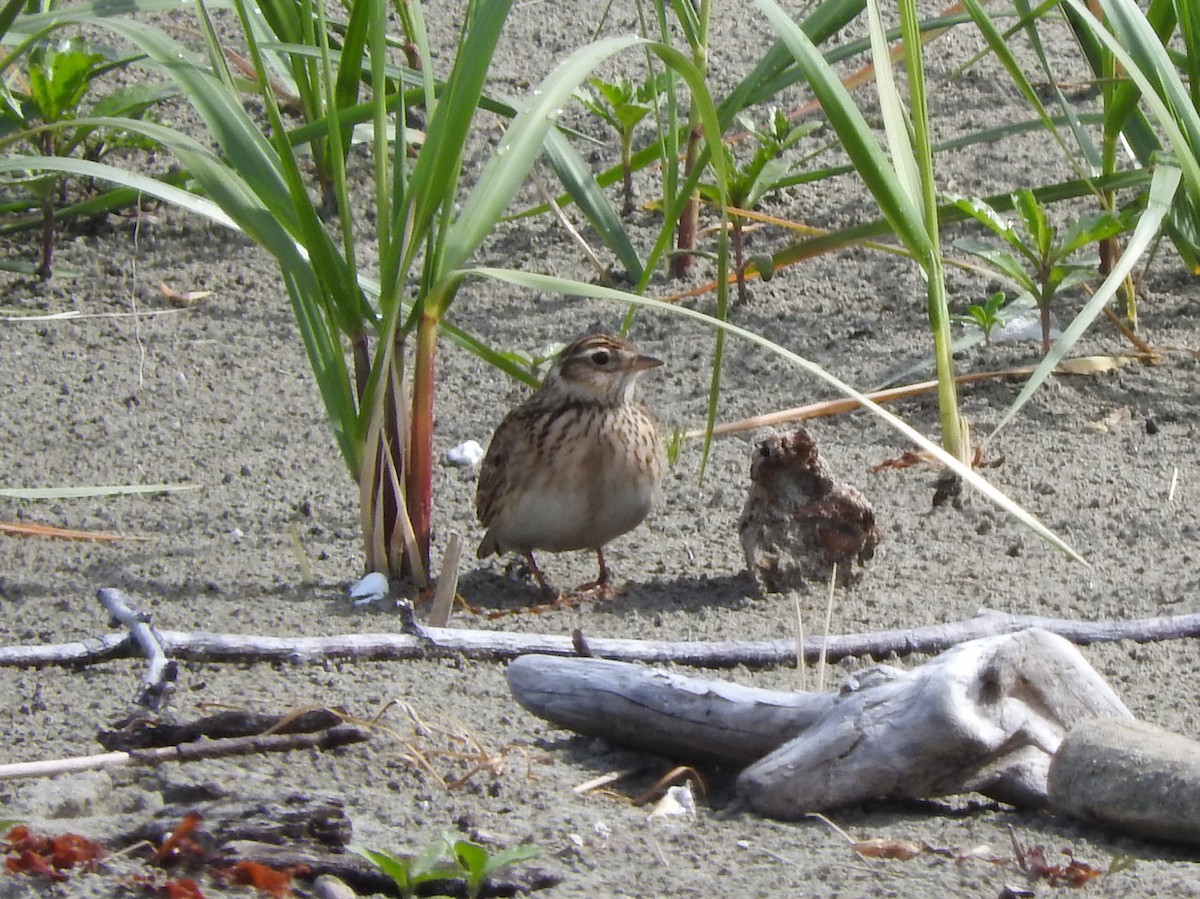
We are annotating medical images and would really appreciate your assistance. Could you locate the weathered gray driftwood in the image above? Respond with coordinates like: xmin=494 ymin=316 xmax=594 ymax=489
xmin=1049 ymin=717 xmax=1200 ymax=846
xmin=4 ymin=592 xmax=1200 ymax=671
xmin=507 ymin=629 xmax=1133 ymax=816
xmin=98 ymin=587 xmax=176 ymax=710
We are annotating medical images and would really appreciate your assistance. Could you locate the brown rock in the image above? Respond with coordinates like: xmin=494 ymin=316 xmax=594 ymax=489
xmin=739 ymin=429 xmax=880 ymax=593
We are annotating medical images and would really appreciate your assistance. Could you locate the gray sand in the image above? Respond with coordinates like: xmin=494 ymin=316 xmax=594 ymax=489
xmin=2 ymin=3 xmax=1198 ymax=896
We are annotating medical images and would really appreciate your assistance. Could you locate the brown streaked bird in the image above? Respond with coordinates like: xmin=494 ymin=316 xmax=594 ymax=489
xmin=475 ymin=333 xmax=666 ymax=598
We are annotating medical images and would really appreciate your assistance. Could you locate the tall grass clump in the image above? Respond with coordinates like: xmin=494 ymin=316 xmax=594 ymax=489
xmin=3 ymin=0 xmax=732 ymax=582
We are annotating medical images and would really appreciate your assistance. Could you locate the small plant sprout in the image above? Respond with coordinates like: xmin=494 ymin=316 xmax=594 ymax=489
xmin=0 ymin=35 xmax=168 ymax=277
xmin=449 ymin=837 xmax=539 ymax=899
xmin=352 ymin=835 xmax=538 ymax=899
xmin=577 ymin=72 xmax=672 ymax=215
xmin=948 ymin=190 xmax=1131 ymax=353
xmin=956 ymin=290 xmax=1009 ymax=345
xmin=350 ymin=841 xmax=458 ymax=899
xmin=703 ymin=107 xmax=817 ymax=303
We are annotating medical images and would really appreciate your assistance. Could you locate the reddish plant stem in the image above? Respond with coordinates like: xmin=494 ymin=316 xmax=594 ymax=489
xmin=405 ymin=310 xmax=438 ymax=578
xmin=670 ymin=123 xmax=704 ymax=279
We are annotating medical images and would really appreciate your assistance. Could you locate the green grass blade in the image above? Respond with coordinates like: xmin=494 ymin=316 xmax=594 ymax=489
xmin=754 ymin=0 xmax=931 ymax=260
xmin=443 ymin=34 xmax=644 ymax=277
xmin=542 ymin=127 xmax=644 ymax=282
xmin=1179 ymin=0 xmax=1200 ymax=110
xmin=967 ymin=0 xmax=1098 ymax=174
xmin=403 ymin=0 xmax=513 ymax=274
xmin=866 ymin=0 xmax=920 ymax=213
xmin=0 ymin=151 xmax=235 ymax=227
xmin=1065 ymin=0 xmax=1200 ymax=200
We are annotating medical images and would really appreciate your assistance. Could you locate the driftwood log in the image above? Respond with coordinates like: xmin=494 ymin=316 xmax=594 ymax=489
xmin=506 ymin=629 xmax=1134 ymax=817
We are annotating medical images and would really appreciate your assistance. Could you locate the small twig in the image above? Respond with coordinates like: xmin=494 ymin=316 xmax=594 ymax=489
xmin=793 ymin=591 xmax=806 ymax=691
xmin=4 ymin=598 xmax=1200 ymax=671
xmin=98 ymin=587 xmax=176 ymax=710
xmin=534 ymin=170 xmax=610 ymax=283
xmin=571 ymin=629 xmax=593 ymax=657
xmin=429 ymin=534 xmax=463 ymax=627
xmin=0 ymin=725 xmax=370 ymax=781
xmin=128 ymin=193 xmax=147 ymax=387
xmin=573 ymin=768 xmax=640 ymax=794
xmin=686 ymin=360 xmax=1150 ymax=439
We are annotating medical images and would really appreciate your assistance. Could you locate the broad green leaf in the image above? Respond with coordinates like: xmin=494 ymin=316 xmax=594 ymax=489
xmin=482 ymin=843 xmax=539 ymax=870
xmin=90 ymin=82 xmax=175 ymax=118
xmin=944 ymin=193 xmax=1028 ymax=256
xmin=953 ymin=239 xmax=1036 ymax=289
xmin=1056 ymin=210 xmax=1127 ymax=256
xmin=1012 ymin=189 xmax=1051 ymax=256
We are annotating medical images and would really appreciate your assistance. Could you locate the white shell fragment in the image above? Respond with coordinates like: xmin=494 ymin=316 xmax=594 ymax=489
xmin=446 ymin=439 xmax=485 ymax=468
xmin=649 ymin=783 xmax=697 ymax=819
xmin=991 ymin=309 xmax=1061 ymax=344
xmin=348 ymin=571 xmax=390 ymax=606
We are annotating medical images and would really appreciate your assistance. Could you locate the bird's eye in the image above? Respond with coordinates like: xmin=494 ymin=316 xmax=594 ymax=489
xmin=590 ymin=350 xmax=610 ymax=365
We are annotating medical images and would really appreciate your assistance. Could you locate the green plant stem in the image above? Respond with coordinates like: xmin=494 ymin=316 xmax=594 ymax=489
xmin=900 ymin=0 xmax=961 ymax=462
xmin=732 ymin=215 xmax=748 ymax=304
xmin=620 ymin=127 xmax=635 ymax=215
xmin=36 ymin=131 xmax=55 ymax=279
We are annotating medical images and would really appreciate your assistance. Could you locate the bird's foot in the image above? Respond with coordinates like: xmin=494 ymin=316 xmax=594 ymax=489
xmin=567 ymin=578 xmax=624 ymax=601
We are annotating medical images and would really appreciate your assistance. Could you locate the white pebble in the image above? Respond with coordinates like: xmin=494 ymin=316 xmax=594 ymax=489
xmin=348 ymin=571 xmax=389 ymax=605
xmin=445 ymin=439 xmax=485 ymax=468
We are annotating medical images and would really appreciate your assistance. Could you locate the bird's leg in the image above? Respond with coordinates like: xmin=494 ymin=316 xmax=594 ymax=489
xmin=523 ymin=552 xmax=560 ymax=598
xmin=596 ymin=548 xmax=612 ymax=590
xmin=572 ymin=548 xmax=619 ymax=599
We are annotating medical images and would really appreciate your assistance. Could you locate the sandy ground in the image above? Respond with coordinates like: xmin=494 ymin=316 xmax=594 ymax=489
xmin=2 ymin=2 xmax=1199 ymax=897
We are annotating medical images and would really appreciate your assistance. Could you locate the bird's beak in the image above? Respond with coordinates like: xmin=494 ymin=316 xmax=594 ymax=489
xmin=630 ymin=354 xmax=663 ymax=372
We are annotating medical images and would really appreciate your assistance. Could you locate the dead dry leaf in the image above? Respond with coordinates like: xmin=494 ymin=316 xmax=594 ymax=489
xmin=158 ymin=282 xmax=214 ymax=307
xmin=851 ymin=838 xmax=926 ymax=860
xmin=1056 ymin=355 xmax=1130 ymax=375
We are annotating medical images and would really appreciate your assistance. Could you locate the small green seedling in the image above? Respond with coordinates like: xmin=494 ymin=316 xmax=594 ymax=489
xmin=956 ymin=290 xmax=1009 ymax=345
xmin=0 ymin=35 xmax=170 ymax=277
xmin=666 ymin=425 xmax=685 ymax=468
xmin=450 ymin=837 xmax=539 ymax=899
xmin=701 ymin=108 xmax=818 ymax=303
xmin=350 ymin=841 xmax=459 ymax=899
xmin=577 ymin=72 xmax=672 ymax=215
xmin=948 ymin=189 xmax=1131 ymax=353
xmin=353 ymin=834 xmax=539 ymax=899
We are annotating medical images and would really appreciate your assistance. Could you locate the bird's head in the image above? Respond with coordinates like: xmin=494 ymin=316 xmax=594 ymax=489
xmin=546 ymin=333 xmax=662 ymax=405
